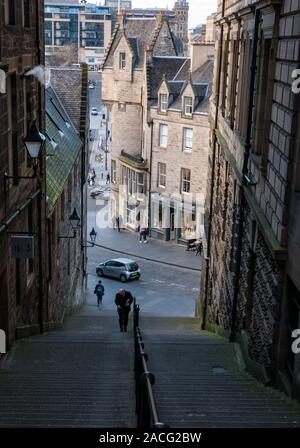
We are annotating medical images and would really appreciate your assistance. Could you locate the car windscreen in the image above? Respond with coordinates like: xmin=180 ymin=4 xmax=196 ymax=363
xmin=127 ymin=262 xmax=139 ymax=272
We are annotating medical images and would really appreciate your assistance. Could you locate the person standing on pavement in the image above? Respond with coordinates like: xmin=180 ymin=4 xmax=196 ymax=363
xmin=91 ymin=169 xmax=96 ymax=185
xmin=116 ymin=216 xmax=121 ymax=232
xmin=115 ymin=289 xmax=133 ymax=332
xmin=94 ymin=280 xmax=105 ymax=307
xmin=139 ymin=225 xmax=148 ymax=243
xmin=106 ymin=173 xmax=110 ymax=184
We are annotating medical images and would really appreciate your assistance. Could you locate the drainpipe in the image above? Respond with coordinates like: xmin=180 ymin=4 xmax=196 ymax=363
xmin=229 ymin=8 xmax=260 ymax=342
xmin=147 ymin=120 xmax=154 ymax=235
xmin=36 ymin=0 xmax=45 ymax=334
xmin=201 ymin=0 xmax=225 ymax=330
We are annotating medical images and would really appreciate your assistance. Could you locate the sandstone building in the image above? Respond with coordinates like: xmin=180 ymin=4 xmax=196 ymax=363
xmin=101 ymin=12 xmax=213 ymax=243
xmin=148 ymin=45 xmax=213 ymax=243
xmin=45 ymin=66 xmax=89 ymax=323
xmin=101 ymin=12 xmax=179 ymax=231
xmin=200 ymin=0 xmax=300 ymax=399
xmin=0 ymin=0 xmax=46 ymax=348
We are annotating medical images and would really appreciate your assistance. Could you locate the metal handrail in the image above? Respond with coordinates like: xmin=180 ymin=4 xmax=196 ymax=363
xmin=133 ymin=300 xmax=168 ymax=429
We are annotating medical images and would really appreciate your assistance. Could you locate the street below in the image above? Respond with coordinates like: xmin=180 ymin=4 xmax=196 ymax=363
xmin=86 ymin=71 xmax=201 ymax=318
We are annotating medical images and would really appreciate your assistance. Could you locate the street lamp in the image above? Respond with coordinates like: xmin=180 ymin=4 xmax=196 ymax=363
xmin=4 ymin=121 xmax=45 ymax=181
xmin=81 ymin=227 xmax=97 ymax=248
xmin=59 ymin=208 xmax=81 ymax=239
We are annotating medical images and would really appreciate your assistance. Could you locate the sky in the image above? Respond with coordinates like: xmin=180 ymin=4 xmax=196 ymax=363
xmin=130 ymin=1 xmax=217 ymax=28
xmin=91 ymin=1 xmax=218 ymax=28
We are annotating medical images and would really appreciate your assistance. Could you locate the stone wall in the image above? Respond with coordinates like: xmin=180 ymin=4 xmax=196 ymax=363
xmin=201 ymin=0 xmax=300 ymax=396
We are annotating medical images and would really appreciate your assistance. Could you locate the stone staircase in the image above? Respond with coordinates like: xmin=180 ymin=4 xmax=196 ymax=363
xmin=141 ymin=316 xmax=300 ymax=428
xmin=0 ymin=309 xmax=136 ymax=428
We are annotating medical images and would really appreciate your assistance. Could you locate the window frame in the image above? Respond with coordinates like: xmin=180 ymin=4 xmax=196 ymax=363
xmin=159 ymin=93 xmax=168 ymax=113
xmin=119 ymin=52 xmax=126 ymax=70
xmin=159 ymin=124 xmax=168 ymax=148
xmin=183 ymin=128 xmax=193 ymax=152
xmin=22 ymin=0 xmax=30 ymax=28
xmin=181 ymin=168 xmax=191 ymax=194
xmin=158 ymin=162 xmax=166 ymax=188
xmin=111 ymin=159 xmax=117 ymax=184
xmin=184 ymin=96 xmax=193 ymax=116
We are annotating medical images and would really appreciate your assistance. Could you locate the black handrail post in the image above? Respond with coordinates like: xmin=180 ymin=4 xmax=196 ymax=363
xmin=133 ymin=300 xmax=168 ymax=429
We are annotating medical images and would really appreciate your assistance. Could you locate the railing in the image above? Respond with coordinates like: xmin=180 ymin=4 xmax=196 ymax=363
xmin=133 ymin=300 xmax=168 ymax=429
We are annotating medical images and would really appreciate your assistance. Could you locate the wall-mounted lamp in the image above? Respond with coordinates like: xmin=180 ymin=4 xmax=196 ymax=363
xmin=59 ymin=208 xmax=81 ymax=239
xmin=4 ymin=121 xmax=46 ymax=181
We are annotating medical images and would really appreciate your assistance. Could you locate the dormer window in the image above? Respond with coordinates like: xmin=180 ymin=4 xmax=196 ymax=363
xmin=159 ymin=94 xmax=168 ymax=113
xmin=184 ymin=96 xmax=193 ymax=116
xmin=119 ymin=52 xmax=126 ymax=70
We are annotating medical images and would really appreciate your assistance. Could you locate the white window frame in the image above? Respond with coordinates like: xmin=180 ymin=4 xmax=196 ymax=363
xmin=119 ymin=52 xmax=126 ymax=70
xmin=126 ymin=203 xmax=136 ymax=226
xmin=159 ymin=124 xmax=168 ymax=148
xmin=159 ymin=93 xmax=168 ymax=112
xmin=183 ymin=128 xmax=193 ymax=152
xmin=158 ymin=163 xmax=166 ymax=188
xmin=184 ymin=96 xmax=193 ymax=116
xmin=137 ymin=172 xmax=144 ymax=200
xmin=181 ymin=168 xmax=191 ymax=194
xmin=111 ymin=159 xmax=117 ymax=184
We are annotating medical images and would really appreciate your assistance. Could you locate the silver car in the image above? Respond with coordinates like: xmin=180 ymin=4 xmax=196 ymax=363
xmin=96 ymin=258 xmax=141 ymax=282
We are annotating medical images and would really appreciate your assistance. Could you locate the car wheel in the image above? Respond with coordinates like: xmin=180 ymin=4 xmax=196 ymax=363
xmin=97 ymin=269 xmax=104 ymax=277
xmin=120 ymin=274 xmax=127 ymax=283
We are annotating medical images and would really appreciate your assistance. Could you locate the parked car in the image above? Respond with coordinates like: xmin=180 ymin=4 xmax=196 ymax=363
xmin=90 ymin=186 xmax=110 ymax=198
xmin=89 ymin=84 xmax=95 ymax=90
xmin=96 ymin=258 xmax=141 ymax=282
xmin=91 ymin=107 xmax=98 ymax=115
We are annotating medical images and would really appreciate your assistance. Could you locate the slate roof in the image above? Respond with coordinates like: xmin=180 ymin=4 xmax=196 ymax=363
xmin=103 ymin=15 xmax=178 ymax=70
xmin=147 ymin=56 xmax=189 ymax=99
xmin=46 ymin=85 xmax=82 ymax=214
xmin=48 ymin=67 xmax=83 ymax=132
xmin=104 ymin=19 xmax=158 ymax=69
xmin=149 ymin=56 xmax=214 ymax=113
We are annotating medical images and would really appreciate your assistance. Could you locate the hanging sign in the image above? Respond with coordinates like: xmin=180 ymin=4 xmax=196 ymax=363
xmin=10 ymin=236 xmax=34 ymax=259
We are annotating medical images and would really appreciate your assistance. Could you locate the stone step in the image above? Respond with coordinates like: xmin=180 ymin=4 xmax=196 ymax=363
xmin=140 ymin=317 xmax=300 ymax=428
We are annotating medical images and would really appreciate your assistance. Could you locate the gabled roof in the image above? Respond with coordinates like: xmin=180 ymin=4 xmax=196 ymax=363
xmin=102 ymin=18 xmax=158 ymax=69
xmin=49 ymin=67 xmax=83 ymax=132
xmin=149 ymin=56 xmax=214 ymax=113
xmin=46 ymin=85 xmax=82 ymax=215
xmin=102 ymin=14 xmax=178 ymax=70
xmin=147 ymin=56 xmax=189 ymax=99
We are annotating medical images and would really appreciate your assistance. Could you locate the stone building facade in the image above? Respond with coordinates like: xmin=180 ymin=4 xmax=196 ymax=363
xmin=101 ymin=12 xmax=178 ymax=231
xmin=200 ymin=0 xmax=300 ymax=399
xmin=102 ymin=12 xmax=214 ymax=241
xmin=45 ymin=67 xmax=89 ymax=323
xmin=0 ymin=0 xmax=46 ymax=348
xmin=147 ymin=46 xmax=213 ymax=243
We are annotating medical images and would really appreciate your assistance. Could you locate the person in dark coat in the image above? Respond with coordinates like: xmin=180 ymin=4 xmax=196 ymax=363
xmin=115 ymin=289 xmax=133 ymax=332
xmin=94 ymin=280 xmax=105 ymax=307
xmin=116 ymin=216 xmax=120 ymax=232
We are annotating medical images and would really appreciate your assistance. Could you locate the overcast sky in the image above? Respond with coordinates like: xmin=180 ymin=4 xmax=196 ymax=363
xmin=91 ymin=1 xmax=217 ymax=28
xmin=130 ymin=1 xmax=217 ymax=28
